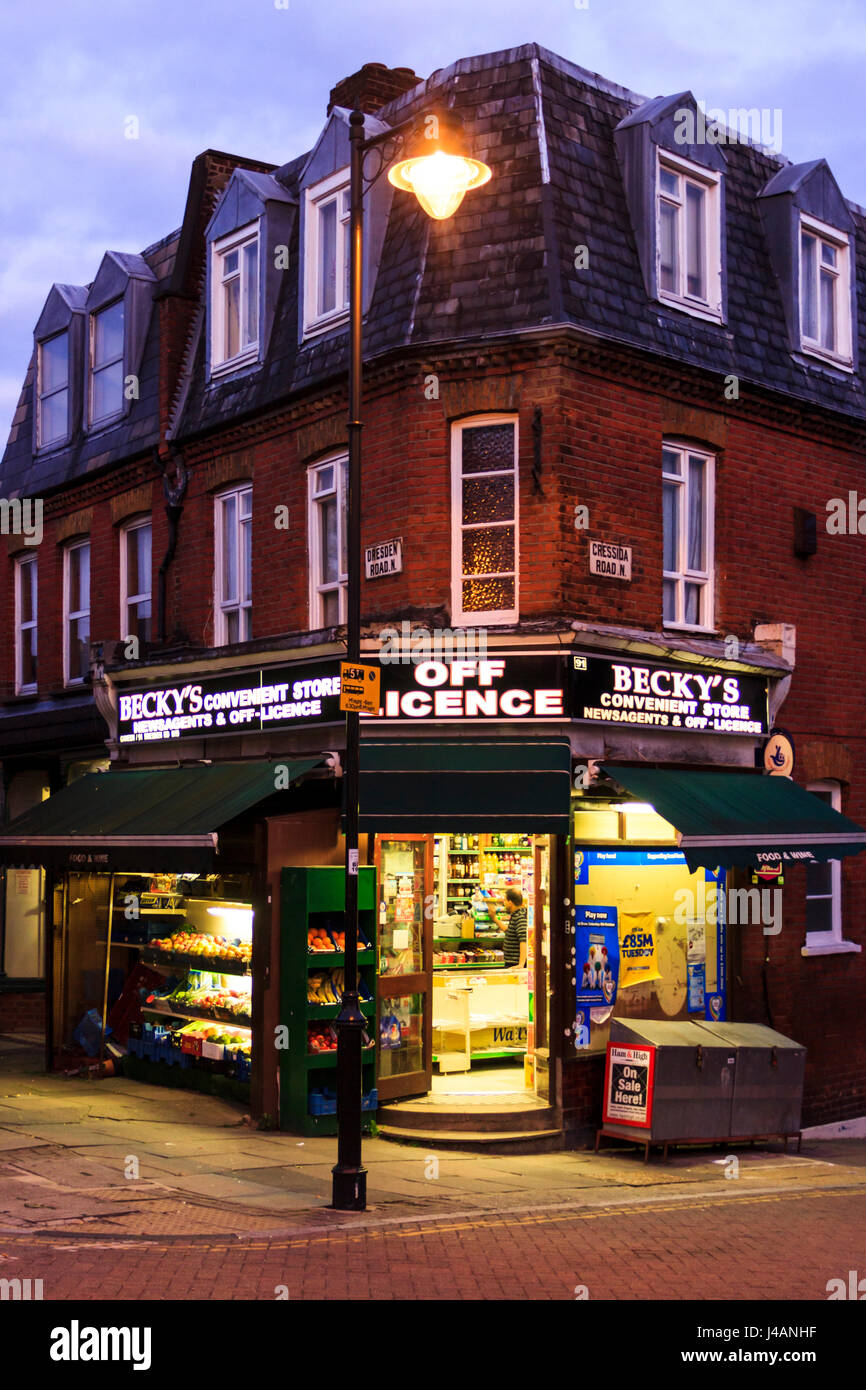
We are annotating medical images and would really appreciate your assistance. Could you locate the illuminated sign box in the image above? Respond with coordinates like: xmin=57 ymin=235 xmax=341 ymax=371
xmin=571 ymin=654 xmax=769 ymax=736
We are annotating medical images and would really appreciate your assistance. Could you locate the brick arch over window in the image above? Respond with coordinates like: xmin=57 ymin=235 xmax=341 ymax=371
xmin=800 ymin=740 xmax=853 ymax=787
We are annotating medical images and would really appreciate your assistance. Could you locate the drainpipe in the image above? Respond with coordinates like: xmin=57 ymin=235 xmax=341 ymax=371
xmin=156 ymin=448 xmax=188 ymax=644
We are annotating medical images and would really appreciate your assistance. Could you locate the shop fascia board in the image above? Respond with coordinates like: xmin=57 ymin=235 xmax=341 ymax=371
xmin=0 ymin=833 xmax=218 ymax=850
xmin=569 ymin=620 xmax=791 ymax=678
xmin=107 ymin=638 xmax=346 ymax=687
xmin=568 ymin=727 xmax=759 ymax=768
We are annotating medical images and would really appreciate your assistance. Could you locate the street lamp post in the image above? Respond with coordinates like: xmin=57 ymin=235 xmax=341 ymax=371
xmin=331 ymin=106 xmax=491 ymax=1212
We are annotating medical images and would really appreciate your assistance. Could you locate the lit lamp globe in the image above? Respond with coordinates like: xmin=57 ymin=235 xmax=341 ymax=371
xmin=388 ymin=115 xmax=491 ymax=220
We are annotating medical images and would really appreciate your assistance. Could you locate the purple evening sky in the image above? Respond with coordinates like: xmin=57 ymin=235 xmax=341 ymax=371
xmin=2 ymin=0 xmax=865 ymax=438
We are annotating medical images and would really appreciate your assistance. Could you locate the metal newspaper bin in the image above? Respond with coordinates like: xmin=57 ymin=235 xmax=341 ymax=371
xmin=600 ymin=1020 xmax=734 ymax=1157
xmin=598 ymin=1019 xmax=805 ymax=1160
xmin=694 ymin=1021 xmax=805 ymax=1141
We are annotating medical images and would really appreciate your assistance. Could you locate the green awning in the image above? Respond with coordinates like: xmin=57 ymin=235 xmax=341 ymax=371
xmin=359 ymin=740 xmax=572 ymax=834
xmin=0 ymin=760 xmax=320 ymax=872
xmin=603 ymin=765 xmax=866 ymax=869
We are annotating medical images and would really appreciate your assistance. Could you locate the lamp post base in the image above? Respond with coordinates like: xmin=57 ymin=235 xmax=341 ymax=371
xmin=330 ymin=1164 xmax=368 ymax=1211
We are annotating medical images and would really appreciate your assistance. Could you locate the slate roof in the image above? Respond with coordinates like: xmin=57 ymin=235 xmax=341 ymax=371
xmin=5 ymin=42 xmax=866 ymax=498
xmin=1 ymin=228 xmax=179 ymax=499
xmin=171 ymin=43 xmax=866 ymax=442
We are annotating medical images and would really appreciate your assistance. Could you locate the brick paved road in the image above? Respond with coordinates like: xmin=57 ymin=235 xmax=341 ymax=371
xmin=3 ymin=1182 xmax=864 ymax=1302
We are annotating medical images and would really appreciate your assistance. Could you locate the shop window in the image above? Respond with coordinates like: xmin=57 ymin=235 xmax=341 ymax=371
xmin=303 ymin=171 xmax=350 ymax=336
xmin=14 ymin=553 xmax=38 ymax=694
xmin=2 ymin=868 xmax=45 ymax=979
xmin=657 ymin=153 xmax=722 ymax=319
xmin=211 ymin=222 xmax=260 ymax=371
xmin=451 ymin=415 xmax=519 ymax=625
xmin=89 ymin=298 xmax=125 ymax=426
xmin=799 ymin=216 xmax=852 ymax=365
xmin=120 ymin=517 xmax=152 ymax=647
xmin=37 ymin=329 xmax=69 ymax=448
xmin=308 ymin=455 xmax=347 ymax=628
xmin=662 ymin=442 xmax=714 ymax=631
xmin=805 ymin=781 xmax=843 ymax=946
xmin=63 ymin=538 xmax=90 ymax=685
xmin=214 ymin=485 xmax=252 ymax=644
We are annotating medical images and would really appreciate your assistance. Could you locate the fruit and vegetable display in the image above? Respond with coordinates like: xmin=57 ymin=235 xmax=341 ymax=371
xmin=308 ymin=1022 xmax=373 ymax=1054
xmin=159 ymin=979 xmax=252 ymax=1021
xmin=306 ymin=925 xmax=368 ymax=953
xmin=308 ymin=1023 xmax=338 ymax=1053
xmin=147 ymin=930 xmax=252 ymax=967
xmin=307 ymin=968 xmax=372 ymax=1004
xmin=178 ymin=1020 xmax=251 ymax=1055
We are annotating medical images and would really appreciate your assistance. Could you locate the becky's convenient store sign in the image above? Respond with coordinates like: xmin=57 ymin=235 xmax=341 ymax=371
xmin=118 ymin=662 xmax=342 ymax=743
xmin=572 ymin=654 xmax=769 ymax=736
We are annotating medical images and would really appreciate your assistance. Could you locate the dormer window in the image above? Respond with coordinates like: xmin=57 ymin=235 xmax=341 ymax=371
xmin=657 ymin=153 xmax=722 ymax=318
xmin=89 ymin=299 xmax=125 ymax=425
xmin=799 ymin=215 xmax=852 ymax=364
xmin=211 ymin=223 xmax=259 ymax=370
xmin=37 ymin=330 xmax=69 ymax=447
xmin=304 ymin=170 xmax=350 ymax=335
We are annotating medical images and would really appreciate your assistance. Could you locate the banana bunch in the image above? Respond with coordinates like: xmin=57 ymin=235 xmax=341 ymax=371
xmin=308 ymin=972 xmax=341 ymax=1004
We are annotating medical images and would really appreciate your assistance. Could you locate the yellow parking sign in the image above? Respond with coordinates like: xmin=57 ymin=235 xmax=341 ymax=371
xmin=339 ymin=661 xmax=381 ymax=714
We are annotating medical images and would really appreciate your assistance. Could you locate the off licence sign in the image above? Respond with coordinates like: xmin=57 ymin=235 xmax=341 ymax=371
xmin=339 ymin=661 xmax=381 ymax=714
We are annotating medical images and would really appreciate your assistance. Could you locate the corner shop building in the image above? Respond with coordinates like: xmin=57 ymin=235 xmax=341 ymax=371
xmin=1 ymin=643 xmax=863 ymax=1146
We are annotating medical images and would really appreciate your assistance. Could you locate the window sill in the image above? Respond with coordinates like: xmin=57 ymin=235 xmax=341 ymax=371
xmin=663 ymin=621 xmax=717 ymax=636
xmin=302 ymin=311 xmax=350 ymax=341
xmin=35 ymin=437 xmax=71 ymax=456
xmin=86 ymin=411 xmax=126 ymax=436
xmin=801 ymin=939 xmax=862 ymax=957
xmin=656 ymin=295 xmax=725 ymax=326
xmin=208 ymin=350 xmax=260 ymax=381
xmin=795 ymin=345 xmax=854 ymax=375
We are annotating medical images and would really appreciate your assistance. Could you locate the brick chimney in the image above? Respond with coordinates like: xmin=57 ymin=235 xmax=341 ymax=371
xmin=328 ymin=62 xmax=421 ymax=115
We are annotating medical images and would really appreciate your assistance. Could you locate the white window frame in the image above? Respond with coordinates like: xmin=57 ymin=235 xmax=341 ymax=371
xmin=451 ymin=414 xmax=519 ymax=627
xmin=802 ymin=781 xmax=861 ymax=956
xmin=213 ymin=484 xmax=252 ymax=646
xmin=210 ymin=220 xmax=260 ymax=373
xmin=63 ymin=538 xmax=90 ymax=686
xmin=88 ymin=298 xmax=125 ymax=427
xmin=308 ymin=454 xmax=348 ymax=628
xmin=303 ymin=169 xmax=351 ymax=337
xmin=662 ymin=442 xmax=715 ymax=633
xmin=14 ymin=554 xmax=38 ymax=695
xmin=798 ymin=212 xmax=853 ymax=368
xmin=119 ymin=516 xmax=152 ymax=646
xmin=656 ymin=151 xmax=723 ymax=321
xmin=36 ymin=329 xmax=69 ymax=449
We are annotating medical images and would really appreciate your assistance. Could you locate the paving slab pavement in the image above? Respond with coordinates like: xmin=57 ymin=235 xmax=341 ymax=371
xmin=1 ymin=1035 xmax=866 ymax=1241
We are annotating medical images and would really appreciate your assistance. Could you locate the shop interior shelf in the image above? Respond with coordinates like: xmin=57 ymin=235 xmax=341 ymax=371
xmin=468 ymin=1047 xmax=526 ymax=1058
xmin=306 ymin=1048 xmax=376 ymax=1068
xmin=433 ymin=962 xmax=507 ymax=971
xmin=305 ymin=949 xmax=375 ymax=968
xmin=115 ymin=907 xmax=187 ymax=916
xmin=306 ymin=1001 xmax=375 ymax=1020
xmin=141 ymin=948 xmax=251 ymax=977
xmin=142 ymin=1002 xmax=252 ymax=1027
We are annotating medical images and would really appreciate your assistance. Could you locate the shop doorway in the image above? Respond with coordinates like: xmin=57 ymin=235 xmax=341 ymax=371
xmin=373 ymin=832 xmax=552 ymax=1108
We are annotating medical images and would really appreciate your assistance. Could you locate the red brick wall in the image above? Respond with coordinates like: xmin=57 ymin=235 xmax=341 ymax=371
xmin=3 ymin=335 xmax=866 ymax=1125
xmin=0 ymin=990 xmax=46 ymax=1033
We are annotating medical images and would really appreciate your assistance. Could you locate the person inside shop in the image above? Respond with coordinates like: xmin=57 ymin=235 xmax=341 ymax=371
xmin=492 ymin=888 xmax=528 ymax=968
